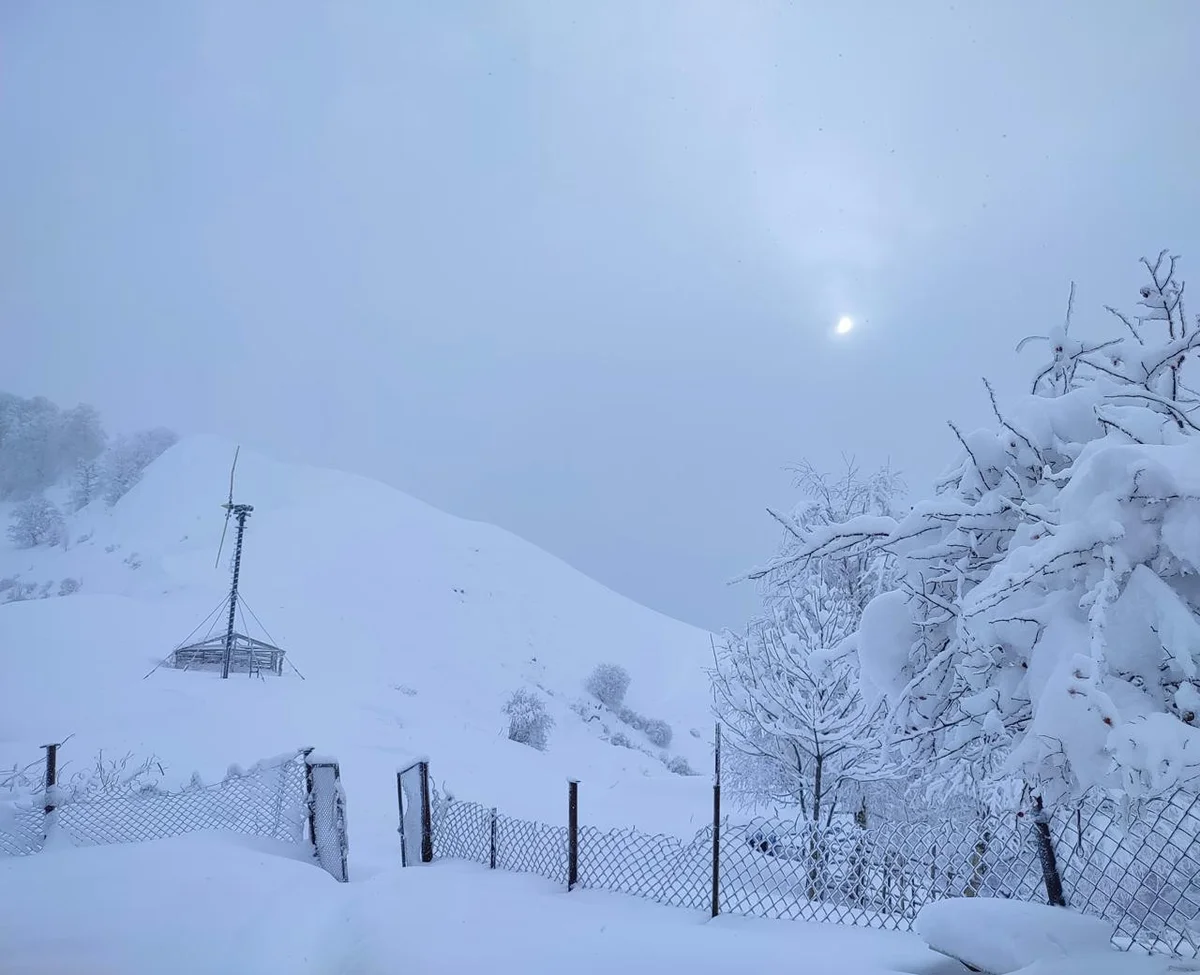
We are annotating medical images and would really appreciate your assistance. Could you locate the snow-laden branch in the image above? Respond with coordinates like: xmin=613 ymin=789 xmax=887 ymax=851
xmin=762 ymin=256 xmax=1200 ymax=808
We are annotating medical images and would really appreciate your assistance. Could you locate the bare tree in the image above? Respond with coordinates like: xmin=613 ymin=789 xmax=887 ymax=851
xmin=713 ymin=461 xmax=902 ymax=820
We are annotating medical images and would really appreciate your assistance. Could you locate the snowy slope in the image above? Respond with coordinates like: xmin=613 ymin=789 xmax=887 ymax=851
xmin=0 ymin=436 xmax=718 ymax=868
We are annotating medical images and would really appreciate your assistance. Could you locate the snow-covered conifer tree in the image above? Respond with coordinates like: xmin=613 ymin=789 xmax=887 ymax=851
xmin=753 ymin=253 xmax=1200 ymax=809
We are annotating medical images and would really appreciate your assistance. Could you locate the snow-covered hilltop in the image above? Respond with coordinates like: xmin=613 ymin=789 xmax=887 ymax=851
xmin=0 ymin=436 xmax=716 ymax=862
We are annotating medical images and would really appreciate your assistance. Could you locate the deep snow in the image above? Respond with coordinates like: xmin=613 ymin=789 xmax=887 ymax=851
xmin=0 ymin=832 xmax=965 ymax=975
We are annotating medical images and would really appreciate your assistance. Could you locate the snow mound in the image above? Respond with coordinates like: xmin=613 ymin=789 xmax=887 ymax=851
xmin=916 ymin=897 xmax=1115 ymax=974
xmin=1017 ymin=953 xmax=1200 ymax=975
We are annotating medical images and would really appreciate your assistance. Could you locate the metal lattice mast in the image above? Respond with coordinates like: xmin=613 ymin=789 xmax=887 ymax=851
xmin=220 ymin=503 xmax=253 ymax=680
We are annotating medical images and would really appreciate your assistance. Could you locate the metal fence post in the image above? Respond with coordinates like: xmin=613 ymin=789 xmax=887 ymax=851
xmin=396 ymin=772 xmax=408 ymax=867
xmin=567 ymin=779 xmax=579 ymax=891
xmin=711 ymin=723 xmax=721 ymax=918
xmin=489 ymin=806 xmax=498 ymax=870
xmin=419 ymin=760 xmax=433 ymax=864
xmin=42 ymin=742 xmax=58 ymax=816
xmin=304 ymin=758 xmax=317 ymax=850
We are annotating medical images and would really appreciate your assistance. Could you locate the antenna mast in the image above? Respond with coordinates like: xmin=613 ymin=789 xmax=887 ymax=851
xmin=220 ymin=503 xmax=254 ymax=679
xmin=159 ymin=447 xmax=292 ymax=681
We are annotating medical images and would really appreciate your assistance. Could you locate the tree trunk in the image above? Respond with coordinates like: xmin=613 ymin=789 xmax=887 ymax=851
xmin=1032 ymin=796 xmax=1066 ymax=907
xmin=964 ymin=828 xmax=990 ymax=897
xmin=807 ymin=755 xmax=825 ymax=900
xmin=851 ymin=798 xmax=868 ymax=906
xmin=812 ymin=754 xmax=823 ymax=824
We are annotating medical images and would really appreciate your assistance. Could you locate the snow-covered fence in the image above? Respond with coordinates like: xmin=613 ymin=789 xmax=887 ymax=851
xmin=305 ymin=755 xmax=349 ymax=883
xmin=0 ymin=743 xmax=349 ymax=883
xmin=430 ymin=794 xmax=572 ymax=886
xmin=419 ymin=768 xmax=1200 ymax=957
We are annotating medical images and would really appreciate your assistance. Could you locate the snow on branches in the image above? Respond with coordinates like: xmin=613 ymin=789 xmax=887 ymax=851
xmin=750 ymin=252 xmax=1200 ymax=807
xmin=714 ymin=462 xmax=902 ymax=818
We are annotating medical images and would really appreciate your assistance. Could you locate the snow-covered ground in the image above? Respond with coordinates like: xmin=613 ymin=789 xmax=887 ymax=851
xmin=0 ymin=831 xmax=963 ymax=975
xmin=0 ymin=436 xmax=720 ymax=866
xmin=5 ymin=437 xmax=1192 ymax=973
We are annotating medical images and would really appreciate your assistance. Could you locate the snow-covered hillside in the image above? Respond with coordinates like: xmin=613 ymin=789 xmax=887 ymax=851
xmin=0 ymin=436 xmax=717 ymax=869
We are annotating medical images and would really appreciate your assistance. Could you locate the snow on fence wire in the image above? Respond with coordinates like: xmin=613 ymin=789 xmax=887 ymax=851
xmin=0 ymin=742 xmax=349 ymax=882
xmin=412 ymin=766 xmax=1200 ymax=958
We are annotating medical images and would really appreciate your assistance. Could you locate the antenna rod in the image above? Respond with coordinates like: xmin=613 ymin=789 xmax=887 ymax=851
xmin=220 ymin=504 xmax=253 ymax=680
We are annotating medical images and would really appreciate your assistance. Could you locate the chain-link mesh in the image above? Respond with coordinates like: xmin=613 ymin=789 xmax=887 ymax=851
xmin=429 ymin=789 xmax=1200 ymax=957
xmin=432 ymin=798 xmax=492 ymax=865
xmin=307 ymin=761 xmax=348 ymax=882
xmin=0 ymin=804 xmax=44 ymax=857
xmin=1 ymin=750 xmax=311 ymax=860
xmin=496 ymin=813 xmax=569 ymax=884
xmin=719 ymin=816 xmax=1043 ymax=929
xmin=57 ymin=757 xmax=310 ymax=849
xmin=1057 ymin=795 xmax=1200 ymax=956
xmin=578 ymin=824 xmax=712 ymax=909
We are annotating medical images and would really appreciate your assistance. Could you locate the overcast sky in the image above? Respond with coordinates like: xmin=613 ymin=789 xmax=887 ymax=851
xmin=3 ymin=1 xmax=1198 ymax=631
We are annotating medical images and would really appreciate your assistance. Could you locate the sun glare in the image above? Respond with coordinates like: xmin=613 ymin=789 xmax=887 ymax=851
xmin=836 ymin=316 xmax=854 ymax=335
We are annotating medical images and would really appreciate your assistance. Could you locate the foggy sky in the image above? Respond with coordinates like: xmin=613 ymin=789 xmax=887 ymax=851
xmin=3 ymin=1 xmax=1198 ymax=631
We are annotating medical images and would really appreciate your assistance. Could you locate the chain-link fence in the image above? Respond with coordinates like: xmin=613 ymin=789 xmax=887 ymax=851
xmin=420 ymin=772 xmax=1200 ymax=958
xmin=0 ymin=743 xmax=349 ymax=883
xmin=306 ymin=757 xmax=349 ymax=882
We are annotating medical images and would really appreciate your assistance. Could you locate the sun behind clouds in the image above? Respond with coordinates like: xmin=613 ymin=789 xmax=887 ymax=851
xmin=835 ymin=316 xmax=854 ymax=335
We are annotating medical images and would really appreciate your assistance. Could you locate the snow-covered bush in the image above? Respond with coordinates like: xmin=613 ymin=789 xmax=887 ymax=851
xmin=4 ymin=581 xmax=37 ymax=602
xmin=61 ymin=751 xmax=164 ymax=799
xmin=503 ymin=688 xmax=554 ymax=751
xmin=755 ymin=253 xmax=1200 ymax=808
xmin=667 ymin=756 xmax=694 ymax=776
xmin=585 ymin=663 xmax=631 ymax=709
xmin=6 ymin=496 xmax=65 ymax=548
xmin=644 ymin=718 xmax=673 ymax=749
xmin=609 ymin=703 xmax=674 ymax=749
xmin=609 ymin=731 xmax=631 ymax=748
xmin=58 ymin=578 xmax=81 ymax=596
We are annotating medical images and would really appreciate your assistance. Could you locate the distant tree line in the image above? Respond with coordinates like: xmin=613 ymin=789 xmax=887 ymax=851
xmin=1 ymin=391 xmax=178 ymax=548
